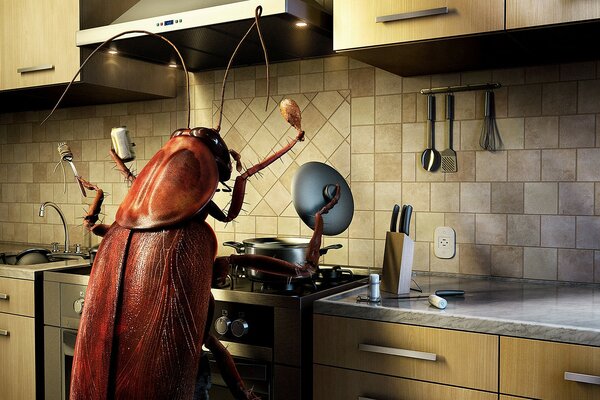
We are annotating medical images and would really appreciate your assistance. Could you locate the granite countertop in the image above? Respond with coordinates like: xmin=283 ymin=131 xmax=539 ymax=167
xmin=314 ymin=273 xmax=600 ymax=347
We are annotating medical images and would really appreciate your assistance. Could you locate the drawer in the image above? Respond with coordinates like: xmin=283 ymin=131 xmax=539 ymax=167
xmin=501 ymin=336 xmax=600 ymax=400
xmin=0 ymin=277 xmax=35 ymax=317
xmin=314 ymin=364 xmax=497 ymax=400
xmin=333 ymin=0 xmax=504 ymax=51
xmin=507 ymin=0 xmax=600 ymax=29
xmin=313 ymin=315 xmax=498 ymax=392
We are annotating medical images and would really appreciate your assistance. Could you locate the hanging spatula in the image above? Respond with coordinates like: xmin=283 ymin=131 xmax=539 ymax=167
xmin=441 ymin=93 xmax=457 ymax=173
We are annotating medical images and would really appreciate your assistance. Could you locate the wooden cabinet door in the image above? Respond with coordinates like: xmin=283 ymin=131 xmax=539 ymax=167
xmin=314 ymin=365 xmax=498 ymax=400
xmin=333 ymin=0 xmax=504 ymax=51
xmin=0 ymin=0 xmax=80 ymax=90
xmin=507 ymin=0 xmax=600 ymax=29
xmin=501 ymin=336 xmax=600 ymax=400
xmin=0 ymin=313 xmax=36 ymax=400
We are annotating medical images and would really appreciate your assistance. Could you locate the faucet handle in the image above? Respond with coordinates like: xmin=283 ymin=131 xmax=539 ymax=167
xmin=51 ymin=242 xmax=59 ymax=253
xmin=75 ymin=244 xmax=82 ymax=254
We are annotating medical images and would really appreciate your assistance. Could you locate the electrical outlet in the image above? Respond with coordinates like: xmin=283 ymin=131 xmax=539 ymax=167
xmin=434 ymin=227 xmax=455 ymax=259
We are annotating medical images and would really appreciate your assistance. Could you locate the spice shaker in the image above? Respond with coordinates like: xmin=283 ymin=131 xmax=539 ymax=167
xmin=368 ymin=273 xmax=381 ymax=302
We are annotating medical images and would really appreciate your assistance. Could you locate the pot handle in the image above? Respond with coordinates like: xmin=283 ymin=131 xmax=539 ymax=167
xmin=223 ymin=241 xmax=245 ymax=254
xmin=319 ymin=243 xmax=342 ymax=255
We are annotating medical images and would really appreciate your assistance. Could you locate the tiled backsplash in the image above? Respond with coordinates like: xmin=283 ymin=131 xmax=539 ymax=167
xmin=1 ymin=56 xmax=600 ymax=283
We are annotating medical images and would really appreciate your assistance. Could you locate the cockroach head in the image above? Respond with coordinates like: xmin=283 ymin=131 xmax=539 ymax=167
xmin=172 ymin=127 xmax=233 ymax=182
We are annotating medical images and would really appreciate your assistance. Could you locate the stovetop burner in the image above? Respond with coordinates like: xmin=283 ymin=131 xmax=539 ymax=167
xmin=222 ymin=265 xmax=363 ymax=297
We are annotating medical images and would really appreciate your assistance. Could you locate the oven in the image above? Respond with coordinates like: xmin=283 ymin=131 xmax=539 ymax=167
xmin=43 ymin=268 xmax=89 ymax=400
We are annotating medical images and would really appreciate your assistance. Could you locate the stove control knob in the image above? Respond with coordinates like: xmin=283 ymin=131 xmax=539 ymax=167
xmin=214 ymin=316 xmax=231 ymax=335
xmin=73 ymin=298 xmax=85 ymax=315
xmin=231 ymin=319 xmax=249 ymax=338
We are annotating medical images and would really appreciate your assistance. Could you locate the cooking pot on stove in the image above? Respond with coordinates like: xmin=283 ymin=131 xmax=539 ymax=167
xmin=224 ymin=238 xmax=341 ymax=280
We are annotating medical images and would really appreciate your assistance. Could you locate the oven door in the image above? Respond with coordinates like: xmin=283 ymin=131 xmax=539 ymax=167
xmin=207 ymin=354 xmax=271 ymax=400
xmin=44 ymin=326 xmax=77 ymax=400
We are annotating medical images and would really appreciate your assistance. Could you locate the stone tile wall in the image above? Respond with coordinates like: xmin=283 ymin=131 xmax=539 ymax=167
xmin=1 ymin=56 xmax=600 ymax=283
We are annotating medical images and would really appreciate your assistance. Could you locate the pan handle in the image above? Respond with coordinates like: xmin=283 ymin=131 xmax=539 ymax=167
xmin=223 ymin=241 xmax=245 ymax=254
xmin=319 ymin=243 xmax=343 ymax=255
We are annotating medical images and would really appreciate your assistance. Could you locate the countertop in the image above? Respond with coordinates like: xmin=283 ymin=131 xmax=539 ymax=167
xmin=314 ymin=274 xmax=600 ymax=347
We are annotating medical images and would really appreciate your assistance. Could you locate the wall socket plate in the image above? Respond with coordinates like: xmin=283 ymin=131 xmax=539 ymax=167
xmin=434 ymin=226 xmax=455 ymax=259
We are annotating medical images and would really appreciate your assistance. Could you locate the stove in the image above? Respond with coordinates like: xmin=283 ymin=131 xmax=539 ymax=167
xmin=43 ymin=264 xmax=367 ymax=400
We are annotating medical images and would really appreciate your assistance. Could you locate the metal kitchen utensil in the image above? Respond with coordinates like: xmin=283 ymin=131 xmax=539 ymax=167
xmin=441 ymin=93 xmax=457 ymax=172
xmin=292 ymin=162 xmax=354 ymax=236
xmin=56 ymin=142 xmax=87 ymax=197
xmin=421 ymin=95 xmax=441 ymax=171
xmin=480 ymin=90 xmax=503 ymax=152
xmin=390 ymin=204 xmax=400 ymax=232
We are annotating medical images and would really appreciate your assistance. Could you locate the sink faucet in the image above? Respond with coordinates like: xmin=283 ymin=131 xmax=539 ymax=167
xmin=39 ymin=202 xmax=69 ymax=253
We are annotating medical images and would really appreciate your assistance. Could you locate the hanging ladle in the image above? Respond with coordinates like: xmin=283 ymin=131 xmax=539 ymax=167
xmin=421 ymin=95 xmax=441 ymax=172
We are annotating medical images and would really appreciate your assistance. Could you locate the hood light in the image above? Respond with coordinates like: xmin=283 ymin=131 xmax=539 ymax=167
xmin=295 ymin=21 xmax=307 ymax=28
xmin=168 ymin=63 xmax=177 ymax=68
xmin=108 ymin=49 xmax=118 ymax=55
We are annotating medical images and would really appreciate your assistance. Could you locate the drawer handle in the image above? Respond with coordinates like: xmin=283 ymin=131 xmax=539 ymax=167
xmin=358 ymin=343 xmax=437 ymax=361
xmin=376 ymin=7 xmax=449 ymax=23
xmin=565 ymin=372 xmax=600 ymax=385
xmin=0 ymin=329 xmax=9 ymax=336
xmin=17 ymin=64 xmax=55 ymax=74
xmin=0 ymin=293 xmax=8 ymax=300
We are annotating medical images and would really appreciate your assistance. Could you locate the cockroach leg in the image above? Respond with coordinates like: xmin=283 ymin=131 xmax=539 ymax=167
xmin=77 ymin=176 xmax=110 ymax=237
xmin=109 ymin=149 xmax=136 ymax=184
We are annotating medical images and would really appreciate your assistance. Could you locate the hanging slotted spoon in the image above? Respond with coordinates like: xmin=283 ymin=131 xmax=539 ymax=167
xmin=441 ymin=93 xmax=457 ymax=173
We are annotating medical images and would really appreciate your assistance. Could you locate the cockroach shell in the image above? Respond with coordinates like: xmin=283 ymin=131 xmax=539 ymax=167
xmin=116 ymin=135 xmax=219 ymax=230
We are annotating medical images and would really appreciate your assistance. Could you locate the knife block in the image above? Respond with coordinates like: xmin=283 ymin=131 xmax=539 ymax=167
xmin=381 ymin=232 xmax=414 ymax=295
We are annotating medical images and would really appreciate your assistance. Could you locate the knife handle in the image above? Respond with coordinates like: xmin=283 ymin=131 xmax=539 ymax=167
xmin=401 ymin=205 xmax=412 ymax=235
xmin=390 ymin=204 xmax=400 ymax=232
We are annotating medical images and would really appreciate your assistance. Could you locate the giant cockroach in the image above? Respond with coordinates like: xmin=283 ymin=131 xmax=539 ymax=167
xmin=46 ymin=6 xmax=340 ymax=400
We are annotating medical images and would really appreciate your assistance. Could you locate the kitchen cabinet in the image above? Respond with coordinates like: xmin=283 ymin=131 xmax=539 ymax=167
xmin=0 ymin=277 xmax=36 ymax=400
xmin=501 ymin=336 xmax=600 ymax=400
xmin=333 ymin=0 xmax=504 ymax=51
xmin=0 ymin=0 xmax=175 ymax=111
xmin=313 ymin=314 xmax=498 ymax=395
xmin=0 ymin=0 xmax=80 ymax=90
xmin=507 ymin=0 xmax=600 ymax=29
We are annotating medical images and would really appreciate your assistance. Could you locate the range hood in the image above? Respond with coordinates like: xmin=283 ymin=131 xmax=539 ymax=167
xmin=77 ymin=0 xmax=333 ymax=71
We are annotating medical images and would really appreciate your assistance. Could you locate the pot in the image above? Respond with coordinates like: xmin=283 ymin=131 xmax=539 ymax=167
xmin=223 ymin=238 xmax=342 ymax=281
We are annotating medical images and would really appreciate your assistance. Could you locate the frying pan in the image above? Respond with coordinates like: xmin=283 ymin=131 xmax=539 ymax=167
xmin=421 ymin=95 xmax=441 ymax=172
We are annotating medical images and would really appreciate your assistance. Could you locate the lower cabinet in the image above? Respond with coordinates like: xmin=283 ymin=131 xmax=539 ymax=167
xmin=314 ymin=364 xmax=497 ymax=400
xmin=0 ymin=312 xmax=36 ymax=400
xmin=500 ymin=336 xmax=600 ymax=400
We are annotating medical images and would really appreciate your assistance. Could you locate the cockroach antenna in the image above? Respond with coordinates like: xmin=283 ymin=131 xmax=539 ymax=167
xmin=216 ymin=6 xmax=269 ymax=132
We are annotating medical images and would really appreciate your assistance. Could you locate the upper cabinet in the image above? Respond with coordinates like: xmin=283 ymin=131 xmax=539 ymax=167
xmin=0 ymin=0 xmax=80 ymax=90
xmin=0 ymin=0 xmax=177 ymax=111
xmin=507 ymin=0 xmax=600 ymax=29
xmin=334 ymin=0 xmax=505 ymax=51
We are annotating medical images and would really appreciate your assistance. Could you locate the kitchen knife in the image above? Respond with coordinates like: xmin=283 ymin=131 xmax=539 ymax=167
xmin=400 ymin=205 xmax=413 ymax=235
xmin=390 ymin=204 xmax=400 ymax=232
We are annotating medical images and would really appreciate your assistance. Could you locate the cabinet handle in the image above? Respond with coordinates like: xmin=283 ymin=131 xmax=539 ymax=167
xmin=358 ymin=343 xmax=437 ymax=361
xmin=376 ymin=7 xmax=449 ymax=23
xmin=0 ymin=293 xmax=8 ymax=300
xmin=564 ymin=372 xmax=600 ymax=385
xmin=17 ymin=64 xmax=55 ymax=74
xmin=0 ymin=329 xmax=9 ymax=336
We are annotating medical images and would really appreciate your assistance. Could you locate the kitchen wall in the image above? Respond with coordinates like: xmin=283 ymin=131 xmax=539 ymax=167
xmin=1 ymin=56 xmax=600 ymax=283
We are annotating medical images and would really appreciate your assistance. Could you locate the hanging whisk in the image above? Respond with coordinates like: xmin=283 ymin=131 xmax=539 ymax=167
xmin=479 ymin=90 xmax=503 ymax=152
xmin=54 ymin=142 xmax=86 ymax=197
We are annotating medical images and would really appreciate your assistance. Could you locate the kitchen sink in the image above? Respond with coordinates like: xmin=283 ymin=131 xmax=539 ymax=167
xmin=0 ymin=249 xmax=89 ymax=265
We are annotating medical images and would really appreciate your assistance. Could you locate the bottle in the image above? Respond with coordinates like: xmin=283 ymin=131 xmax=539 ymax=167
xmin=368 ymin=274 xmax=381 ymax=302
